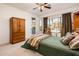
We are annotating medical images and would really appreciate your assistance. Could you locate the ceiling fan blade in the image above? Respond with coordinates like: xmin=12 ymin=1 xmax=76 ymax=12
xmin=36 ymin=3 xmax=40 ymax=5
xmin=33 ymin=6 xmax=39 ymax=10
xmin=44 ymin=3 xmax=48 ymax=5
xmin=44 ymin=6 xmax=51 ymax=9
xmin=33 ymin=8 xmax=37 ymax=10
xmin=36 ymin=3 xmax=48 ymax=6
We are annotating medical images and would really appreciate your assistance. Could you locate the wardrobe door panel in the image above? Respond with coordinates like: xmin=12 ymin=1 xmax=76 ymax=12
xmin=19 ymin=19 xmax=25 ymax=33
xmin=12 ymin=18 xmax=19 ymax=33
xmin=74 ymin=15 xmax=79 ymax=30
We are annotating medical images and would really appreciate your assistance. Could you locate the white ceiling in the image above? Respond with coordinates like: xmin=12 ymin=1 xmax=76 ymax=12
xmin=5 ymin=3 xmax=79 ymax=16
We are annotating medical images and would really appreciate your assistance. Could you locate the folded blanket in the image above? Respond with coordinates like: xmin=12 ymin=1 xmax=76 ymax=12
xmin=26 ymin=34 xmax=50 ymax=49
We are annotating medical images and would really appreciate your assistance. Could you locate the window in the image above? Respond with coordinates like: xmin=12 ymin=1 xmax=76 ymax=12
xmin=39 ymin=19 xmax=43 ymax=33
xmin=32 ymin=17 xmax=36 ymax=34
xmin=48 ymin=17 xmax=62 ymax=37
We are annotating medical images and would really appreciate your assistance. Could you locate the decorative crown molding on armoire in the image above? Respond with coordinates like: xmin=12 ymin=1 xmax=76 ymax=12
xmin=10 ymin=17 xmax=25 ymax=44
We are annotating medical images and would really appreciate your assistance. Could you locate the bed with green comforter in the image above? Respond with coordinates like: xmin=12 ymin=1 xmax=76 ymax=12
xmin=22 ymin=36 xmax=79 ymax=56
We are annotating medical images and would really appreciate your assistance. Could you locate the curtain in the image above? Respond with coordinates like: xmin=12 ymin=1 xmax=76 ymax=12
xmin=43 ymin=17 xmax=48 ymax=33
xmin=61 ymin=13 xmax=72 ymax=36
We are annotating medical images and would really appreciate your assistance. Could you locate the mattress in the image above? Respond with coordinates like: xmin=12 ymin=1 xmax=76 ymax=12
xmin=22 ymin=36 xmax=79 ymax=56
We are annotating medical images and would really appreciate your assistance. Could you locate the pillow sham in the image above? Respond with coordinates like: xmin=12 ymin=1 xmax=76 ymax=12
xmin=69 ymin=36 xmax=79 ymax=49
xmin=61 ymin=34 xmax=75 ymax=45
xmin=71 ymin=32 xmax=79 ymax=36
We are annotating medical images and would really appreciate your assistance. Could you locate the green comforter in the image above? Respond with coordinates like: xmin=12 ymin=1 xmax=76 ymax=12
xmin=22 ymin=36 xmax=79 ymax=56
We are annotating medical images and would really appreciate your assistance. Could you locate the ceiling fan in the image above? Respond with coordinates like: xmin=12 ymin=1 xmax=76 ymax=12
xmin=33 ymin=3 xmax=51 ymax=12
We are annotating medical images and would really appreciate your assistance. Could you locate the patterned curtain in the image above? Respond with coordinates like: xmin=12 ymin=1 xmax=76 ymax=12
xmin=61 ymin=13 xmax=72 ymax=36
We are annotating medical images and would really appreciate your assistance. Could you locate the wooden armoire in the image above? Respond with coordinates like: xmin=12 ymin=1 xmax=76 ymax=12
xmin=10 ymin=17 xmax=25 ymax=44
xmin=73 ymin=12 xmax=79 ymax=31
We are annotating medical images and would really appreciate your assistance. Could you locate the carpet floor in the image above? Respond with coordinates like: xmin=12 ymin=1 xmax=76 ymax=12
xmin=0 ymin=41 xmax=42 ymax=56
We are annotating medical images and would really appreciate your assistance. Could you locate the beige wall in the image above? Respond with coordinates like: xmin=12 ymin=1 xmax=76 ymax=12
xmin=0 ymin=4 xmax=40 ymax=45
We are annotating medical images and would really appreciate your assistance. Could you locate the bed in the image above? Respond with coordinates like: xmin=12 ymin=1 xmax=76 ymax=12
xmin=22 ymin=36 xmax=79 ymax=56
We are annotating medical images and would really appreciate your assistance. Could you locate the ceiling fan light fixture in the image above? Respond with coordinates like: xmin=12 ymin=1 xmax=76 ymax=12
xmin=42 ymin=6 xmax=44 ymax=9
xmin=33 ymin=3 xmax=51 ymax=12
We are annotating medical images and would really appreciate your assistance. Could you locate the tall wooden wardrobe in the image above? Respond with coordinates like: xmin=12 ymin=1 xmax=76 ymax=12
xmin=10 ymin=17 xmax=25 ymax=44
xmin=73 ymin=12 xmax=79 ymax=31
